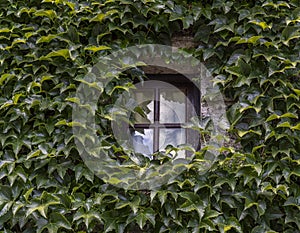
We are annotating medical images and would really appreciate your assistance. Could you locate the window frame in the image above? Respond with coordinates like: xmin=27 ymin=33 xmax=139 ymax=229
xmin=132 ymin=74 xmax=201 ymax=155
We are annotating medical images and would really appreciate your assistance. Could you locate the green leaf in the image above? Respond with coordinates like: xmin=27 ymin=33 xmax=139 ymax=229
xmin=0 ymin=201 xmax=14 ymax=218
xmin=285 ymin=209 xmax=300 ymax=229
xmin=292 ymin=123 xmax=300 ymax=131
xmin=0 ymin=74 xmax=15 ymax=85
xmin=90 ymin=13 xmax=106 ymax=22
xmin=236 ymin=36 xmax=262 ymax=44
xmin=214 ymin=177 xmax=236 ymax=191
xmin=266 ymin=114 xmax=279 ymax=122
xmin=26 ymin=193 xmax=60 ymax=218
xmin=0 ymin=100 xmax=14 ymax=110
xmin=34 ymin=9 xmax=57 ymax=20
xmin=249 ymin=20 xmax=271 ymax=30
xmin=116 ymin=196 xmax=141 ymax=214
xmin=224 ymin=217 xmax=242 ymax=233
xmin=65 ymin=97 xmax=80 ymax=104
xmin=24 ymin=188 xmax=34 ymax=202
xmin=44 ymin=49 xmax=71 ymax=60
xmin=293 ymin=88 xmax=300 ymax=96
xmin=36 ymin=34 xmax=58 ymax=44
xmin=38 ymin=213 xmax=72 ymax=233
xmin=0 ymin=28 xmax=11 ymax=33
xmin=177 ymin=192 xmax=205 ymax=220
xmin=282 ymin=26 xmax=300 ymax=45
xmin=26 ymin=150 xmax=41 ymax=160
xmin=281 ymin=112 xmax=298 ymax=119
xmin=135 ymin=208 xmax=156 ymax=229
xmin=277 ymin=121 xmax=291 ymax=128
xmin=84 ymin=45 xmax=111 ymax=52
xmin=73 ymin=207 xmax=102 ymax=229
xmin=237 ymin=130 xmax=262 ymax=137
xmin=90 ymin=10 xmax=118 ymax=22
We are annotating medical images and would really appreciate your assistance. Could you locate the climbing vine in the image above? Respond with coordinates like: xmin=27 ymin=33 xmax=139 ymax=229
xmin=1 ymin=0 xmax=300 ymax=232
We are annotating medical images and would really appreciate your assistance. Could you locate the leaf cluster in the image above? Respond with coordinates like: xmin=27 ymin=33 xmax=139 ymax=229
xmin=1 ymin=0 xmax=300 ymax=232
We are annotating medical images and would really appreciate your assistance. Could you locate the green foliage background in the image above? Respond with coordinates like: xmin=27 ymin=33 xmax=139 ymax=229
xmin=1 ymin=0 xmax=300 ymax=232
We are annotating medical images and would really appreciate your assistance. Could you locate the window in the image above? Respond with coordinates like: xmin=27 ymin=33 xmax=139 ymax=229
xmin=131 ymin=74 xmax=200 ymax=158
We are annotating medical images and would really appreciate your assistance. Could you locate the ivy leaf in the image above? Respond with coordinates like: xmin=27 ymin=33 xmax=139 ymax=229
xmin=0 ymin=74 xmax=15 ymax=85
xmin=293 ymin=88 xmax=300 ymax=96
xmin=90 ymin=10 xmax=118 ymax=22
xmin=182 ymin=15 xmax=194 ymax=29
xmin=282 ymin=26 xmax=300 ymax=45
xmin=115 ymin=196 xmax=141 ymax=214
xmin=0 ymin=201 xmax=13 ymax=221
xmin=34 ymin=9 xmax=57 ymax=20
xmin=249 ymin=20 xmax=271 ymax=30
xmin=177 ymin=192 xmax=205 ymax=220
xmin=84 ymin=45 xmax=111 ymax=52
xmin=73 ymin=207 xmax=102 ymax=229
xmin=135 ymin=208 xmax=156 ymax=229
xmin=36 ymin=34 xmax=58 ymax=44
xmin=38 ymin=213 xmax=72 ymax=233
xmin=26 ymin=150 xmax=41 ymax=160
xmin=285 ymin=209 xmax=300 ymax=229
xmin=236 ymin=36 xmax=263 ymax=45
xmin=26 ymin=193 xmax=60 ymax=218
xmin=44 ymin=49 xmax=71 ymax=60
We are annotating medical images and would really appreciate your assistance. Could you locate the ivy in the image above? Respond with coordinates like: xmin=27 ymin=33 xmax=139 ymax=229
xmin=0 ymin=0 xmax=300 ymax=232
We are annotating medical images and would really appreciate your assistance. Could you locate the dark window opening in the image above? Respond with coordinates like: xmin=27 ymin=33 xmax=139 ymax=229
xmin=131 ymin=74 xmax=200 ymax=158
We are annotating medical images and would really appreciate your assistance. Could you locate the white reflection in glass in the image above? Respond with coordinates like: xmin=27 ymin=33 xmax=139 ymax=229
xmin=159 ymin=129 xmax=186 ymax=158
xmin=132 ymin=129 xmax=153 ymax=157
xmin=160 ymin=89 xmax=186 ymax=123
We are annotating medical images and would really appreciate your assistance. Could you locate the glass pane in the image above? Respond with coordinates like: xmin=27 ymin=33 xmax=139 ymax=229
xmin=134 ymin=90 xmax=154 ymax=123
xmin=159 ymin=129 xmax=186 ymax=158
xmin=132 ymin=129 xmax=153 ymax=156
xmin=160 ymin=89 xmax=186 ymax=123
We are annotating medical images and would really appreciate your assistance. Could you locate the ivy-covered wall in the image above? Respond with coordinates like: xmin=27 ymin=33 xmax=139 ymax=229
xmin=1 ymin=0 xmax=300 ymax=232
